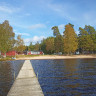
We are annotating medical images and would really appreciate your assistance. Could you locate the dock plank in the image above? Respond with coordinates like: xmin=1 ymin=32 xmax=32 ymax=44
xmin=7 ymin=60 xmax=44 ymax=96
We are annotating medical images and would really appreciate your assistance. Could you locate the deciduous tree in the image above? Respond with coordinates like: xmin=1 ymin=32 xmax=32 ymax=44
xmin=14 ymin=35 xmax=26 ymax=53
xmin=45 ymin=37 xmax=55 ymax=54
xmin=0 ymin=20 xmax=15 ymax=55
xmin=63 ymin=24 xmax=78 ymax=54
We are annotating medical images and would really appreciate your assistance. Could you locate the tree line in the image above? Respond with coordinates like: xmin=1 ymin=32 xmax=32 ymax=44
xmin=28 ymin=23 xmax=96 ymax=55
xmin=1 ymin=20 xmax=96 ymax=55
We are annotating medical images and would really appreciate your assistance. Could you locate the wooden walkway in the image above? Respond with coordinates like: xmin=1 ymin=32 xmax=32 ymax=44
xmin=7 ymin=60 xmax=44 ymax=96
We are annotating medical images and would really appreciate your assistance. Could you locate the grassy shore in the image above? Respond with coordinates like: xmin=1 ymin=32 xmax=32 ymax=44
xmin=0 ymin=55 xmax=42 ymax=61
xmin=0 ymin=57 xmax=13 ymax=61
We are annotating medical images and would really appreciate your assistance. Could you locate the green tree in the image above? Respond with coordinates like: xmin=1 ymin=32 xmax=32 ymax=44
xmin=25 ymin=46 xmax=28 ymax=51
xmin=68 ymin=23 xmax=74 ymax=28
xmin=63 ymin=24 xmax=78 ymax=54
xmin=78 ymin=26 xmax=95 ymax=53
xmin=45 ymin=37 xmax=55 ymax=54
xmin=84 ymin=25 xmax=96 ymax=52
xmin=28 ymin=42 xmax=34 ymax=51
xmin=84 ymin=25 xmax=96 ymax=35
xmin=14 ymin=35 xmax=26 ymax=53
xmin=0 ymin=20 xmax=15 ymax=55
xmin=54 ymin=35 xmax=64 ymax=53
xmin=34 ymin=42 xmax=40 ymax=51
xmin=52 ymin=26 xmax=60 ymax=36
xmin=40 ymin=39 xmax=47 ymax=54
xmin=52 ymin=26 xmax=64 ymax=53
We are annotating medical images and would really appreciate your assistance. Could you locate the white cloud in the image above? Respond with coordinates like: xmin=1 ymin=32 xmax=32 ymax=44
xmin=15 ymin=32 xmax=30 ymax=36
xmin=0 ymin=6 xmax=13 ymax=13
xmin=0 ymin=4 xmax=21 ymax=14
xmin=24 ymin=36 xmax=46 ymax=45
xmin=29 ymin=24 xmax=46 ymax=29
xmin=58 ymin=24 xmax=65 ymax=30
xmin=14 ymin=29 xmax=30 ymax=36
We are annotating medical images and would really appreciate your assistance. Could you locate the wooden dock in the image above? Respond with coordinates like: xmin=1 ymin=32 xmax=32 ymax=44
xmin=7 ymin=60 xmax=44 ymax=96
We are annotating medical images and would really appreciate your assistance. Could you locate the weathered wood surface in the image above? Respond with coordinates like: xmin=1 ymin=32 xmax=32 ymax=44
xmin=7 ymin=60 xmax=44 ymax=96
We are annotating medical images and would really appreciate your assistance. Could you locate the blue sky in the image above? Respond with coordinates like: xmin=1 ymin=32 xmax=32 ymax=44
xmin=0 ymin=0 xmax=96 ymax=45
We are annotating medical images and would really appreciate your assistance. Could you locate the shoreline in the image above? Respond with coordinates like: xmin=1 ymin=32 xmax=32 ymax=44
xmin=1 ymin=55 xmax=96 ymax=61
xmin=16 ymin=55 xmax=96 ymax=60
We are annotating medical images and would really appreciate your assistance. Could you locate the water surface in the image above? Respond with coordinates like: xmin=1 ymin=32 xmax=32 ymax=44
xmin=31 ymin=59 xmax=96 ymax=96
xmin=0 ymin=60 xmax=24 ymax=96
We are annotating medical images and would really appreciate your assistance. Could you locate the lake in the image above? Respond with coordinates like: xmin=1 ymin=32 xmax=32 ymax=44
xmin=31 ymin=59 xmax=96 ymax=96
xmin=0 ymin=59 xmax=96 ymax=96
xmin=0 ymin=60 xmax=24 ymax=96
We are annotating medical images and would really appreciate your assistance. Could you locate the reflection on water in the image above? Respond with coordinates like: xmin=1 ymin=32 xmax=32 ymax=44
xmin=31 ymin=59 xmax=96 ymax=96
xmin=0 ymin=60 xmax=24 ymax=96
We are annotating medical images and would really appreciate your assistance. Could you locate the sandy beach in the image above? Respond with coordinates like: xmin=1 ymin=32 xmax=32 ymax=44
xmin=16 ymin=55 xmax=96 ymax=60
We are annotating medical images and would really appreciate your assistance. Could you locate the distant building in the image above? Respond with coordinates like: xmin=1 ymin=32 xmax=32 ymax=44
xmin=1 ymin=51 xmax=16 ymax=57
xmin=54 ymin=52 xmax=62 ymax=55
xmin=27 ymin=51 xmax=43 ymax=55
xmin=75 ymin=51 xmax=80 ymax=55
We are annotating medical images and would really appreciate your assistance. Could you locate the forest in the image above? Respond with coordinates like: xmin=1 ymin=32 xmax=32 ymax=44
xmin=0 ymin=20 xmax=96 ymax=55
xmin=28 ymin=23 xmax=96 ymax=55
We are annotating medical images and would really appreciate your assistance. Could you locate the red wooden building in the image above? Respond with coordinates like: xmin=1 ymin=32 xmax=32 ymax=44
xmin=1 ymin=51 xmax=16 ymax=57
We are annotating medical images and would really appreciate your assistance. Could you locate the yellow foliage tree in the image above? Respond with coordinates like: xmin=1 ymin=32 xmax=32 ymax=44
xmin=63 ymin=24 xmax=78 ymax=54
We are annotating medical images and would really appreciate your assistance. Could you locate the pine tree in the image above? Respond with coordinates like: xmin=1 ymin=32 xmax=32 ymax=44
xmin=40 ymin=39 xmax=47 ymax=54
xmin=78 ymin=26 xmax=94 ymax=53
xmin=52 ymin=26 xmax=64 ymax=53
